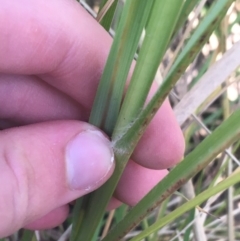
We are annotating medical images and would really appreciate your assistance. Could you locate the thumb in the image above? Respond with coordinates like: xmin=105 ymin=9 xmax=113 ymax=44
xmin=0 ymin=121 xmax=114 ymax=237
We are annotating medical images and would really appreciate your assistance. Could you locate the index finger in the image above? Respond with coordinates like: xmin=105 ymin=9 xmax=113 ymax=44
xmin=0 ymin=0 xmax=110 ymax=110
xmin=0 ymin=0 xmax=184 ymax=169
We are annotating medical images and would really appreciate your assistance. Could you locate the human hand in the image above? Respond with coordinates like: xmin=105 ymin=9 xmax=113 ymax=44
xmin=0 ymin=0 xmax=184 ymax=237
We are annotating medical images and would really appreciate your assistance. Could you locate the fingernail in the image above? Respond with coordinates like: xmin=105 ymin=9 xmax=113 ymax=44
xmin=66 ymin=130 xmax=114 ymax=191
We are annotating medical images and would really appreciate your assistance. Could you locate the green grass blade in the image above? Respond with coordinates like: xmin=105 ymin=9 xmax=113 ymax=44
xmin=101 ymin=0 xmax=154 ymax=135
xmin=103 ymin=109 xmax=240 ymax=241
xmin=115 ymin=204 xmax=127 ymax=224
xmin=183 ymin=209 xmax=196 ymax=241
xmin=140 ymin=219 xmax=150 ymax=241
xmin=151 ymin=198 xmax=170 ymax=241
xmin=174 ymin=0 xmax=200 ymax=35
xmin=130 ymin=168 xmax=240 ymax=241
xmin=21 ymin=230 xmax=34 ymax=241
xmin=89 ymin=0 xmax=154 ymax=135
xmin=70 ymin=1 xmax=154 ymax=240
xmin=114 ymin=0 xmax=184 ymax=137
xmin=75 ymin=2 xmax=182 ymax=240
xmin=70 ymin=197 xmax=83 ymax=241
xmin=98 ymin=0 xmax=118 ymax=31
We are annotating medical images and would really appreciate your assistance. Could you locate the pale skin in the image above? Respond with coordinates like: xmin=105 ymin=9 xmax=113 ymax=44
xmin=0 ymin=0 xmax=185 ymax=237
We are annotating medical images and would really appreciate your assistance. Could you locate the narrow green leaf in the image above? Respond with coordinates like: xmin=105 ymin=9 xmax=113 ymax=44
xmin=101 ymin=0 xmax=154 ymax=135
xmin=151 ymin=198 xmax=170 ymax=241
xmin=114 ymin=0 xmax=185 ymax=137
xmin=115 ymin=205 xmax=128 ymax=224
xmin=89 ymin=0 xmax=153 ymax=135
xmin=71 ymin=1 xmax=154 ymax=240
xmin=174 ymin=0 xmax=200 ymax=35
xmin=73 ymin=2 xmax=183 ymax=240
xmin=70 ymin=197 xmax=83 ymax=241
xmin=183 ymin=209 xmax=195 ymax=241
xmin=21 ymin=230 xmax=34 ymax=241
xmin=141 ymin=219 xmax=151 ymax=241
xmin=99 ymin=0 xmax=118 ymax=31
xmin=103 ymin=109 xmax=240 ymax=241
xmin=92 ymin=218 xmax=105 ymax=241
xmin=130 ymin=168 xmax=240 ymax=241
